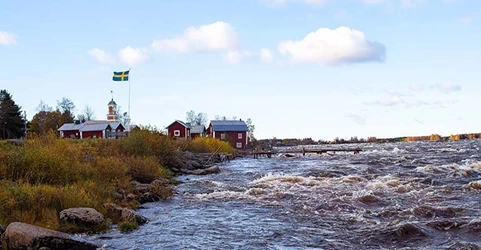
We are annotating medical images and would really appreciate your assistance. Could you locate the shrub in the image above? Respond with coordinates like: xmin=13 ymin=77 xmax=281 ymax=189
xmin=118 ymin=221 xmax=139 ymax=232
xmin=182 ymin=137 xmax=234 ymax=154
xmin=0 ymin=133 xmax=175 ymax=231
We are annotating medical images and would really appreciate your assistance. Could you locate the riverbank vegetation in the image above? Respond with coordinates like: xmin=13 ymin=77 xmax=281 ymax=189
xmin=0 ymin=128 xmax=233 ymax=232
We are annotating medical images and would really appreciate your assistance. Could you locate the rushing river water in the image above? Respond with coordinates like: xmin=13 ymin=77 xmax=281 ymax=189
xmin=85 ymin=140 xmax=481 ymax=249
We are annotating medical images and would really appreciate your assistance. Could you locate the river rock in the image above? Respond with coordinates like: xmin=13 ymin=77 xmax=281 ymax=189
xmin=59 ymin=207 xmax=105 ymax=228
xmin=105 ymin=203 xmax=148 ymax=224
xmin=180 ymin=165 xmax=221 ymax=175
xmin=4 ymin=222 xmax=99 ymax=250
xmin=130 ymin=179 xmax=173 ymax=204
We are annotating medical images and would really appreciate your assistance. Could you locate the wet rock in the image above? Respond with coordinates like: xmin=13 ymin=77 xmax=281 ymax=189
xmin=59 ymin=207 xmax=104 ymax=228
xmin=180 ymin=166 xmax=220 ymax=175
xmin=105 ymin=203 xmax=148 ymax=225
xmin=4 ymin=222 xmax=99 ymax=250
xmin=130 ymin=179 xmax=174 ymax=204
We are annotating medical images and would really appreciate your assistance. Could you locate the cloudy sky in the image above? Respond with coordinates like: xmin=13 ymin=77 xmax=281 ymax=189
xmin=1 ymin=0 xmax=479 ymax=140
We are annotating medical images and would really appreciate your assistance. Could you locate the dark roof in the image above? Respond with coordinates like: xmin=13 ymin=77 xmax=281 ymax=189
xmin=108 ymin=98 xmax=117 ymax=106
xmin=166 ymin=120 xmax=190 ymax=129
xmin=190 ymin=125 xmax=205 ymax=134
xmin=210 ymin=120 xmax=248 ymax=132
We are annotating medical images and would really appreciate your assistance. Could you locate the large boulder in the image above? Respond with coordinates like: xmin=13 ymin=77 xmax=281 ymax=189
xmin=4 ymin=222 xmax=99 ymax=250
xmin=180 ymin=165 xmax=221 ymax=175
xmin=59 ymin=207 xmax=105 ymax=228
xmin=105 ymin=203 xmax=148 ymax=225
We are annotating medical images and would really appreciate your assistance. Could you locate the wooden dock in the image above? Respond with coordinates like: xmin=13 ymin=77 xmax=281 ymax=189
xmin=252 ymin=148 xmax=361 ymax=159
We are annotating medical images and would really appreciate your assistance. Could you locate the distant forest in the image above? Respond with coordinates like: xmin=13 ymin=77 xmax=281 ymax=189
xmin=255 ymin=133 xmax=481 ymax=148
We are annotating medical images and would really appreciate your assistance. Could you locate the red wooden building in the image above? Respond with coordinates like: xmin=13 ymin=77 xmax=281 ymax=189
xmin=166 ymin=120 xmax=190 ymax=140
xmin=58 ymin=120 xmax=125 ymax=139
xmin=208 ymin=120 xmax=248 ymax=150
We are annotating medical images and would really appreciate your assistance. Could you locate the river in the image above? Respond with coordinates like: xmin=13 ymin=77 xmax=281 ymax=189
xmin=85 ymin=140 xmax=481 ymax=249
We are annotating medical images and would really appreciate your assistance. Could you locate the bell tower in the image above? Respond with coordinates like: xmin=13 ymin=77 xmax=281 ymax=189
xmin=107 ymin=93 xmax=119 ymax=121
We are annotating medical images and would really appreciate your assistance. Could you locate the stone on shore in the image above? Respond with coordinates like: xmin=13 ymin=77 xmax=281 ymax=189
xmin=4 ymin=222 xmax=99 ymax=250
xmin=130 ymin=178 xmax=174 ymax=204
xmin=59 ymin=207 xmax=105 ymax=228
xmin=105 ymin=203 xmax=148 ymax=225
xmin=180 ymin=165 xmax=221 ymax=175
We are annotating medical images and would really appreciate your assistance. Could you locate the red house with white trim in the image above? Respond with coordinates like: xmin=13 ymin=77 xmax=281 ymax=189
xmin=166 ymin=120 xmax=190 ymax=140
xmin=208 ymin=120 xmax=248 ymax=150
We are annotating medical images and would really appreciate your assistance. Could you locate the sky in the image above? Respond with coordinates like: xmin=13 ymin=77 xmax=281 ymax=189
xmin=0 ymin=0 xmax=480 ymax=141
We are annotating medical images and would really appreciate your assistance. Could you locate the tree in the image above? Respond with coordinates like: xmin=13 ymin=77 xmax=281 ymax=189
xmin=30 ymin=109 xmax=63 ymax=136
xmin=186 ymin=110 xmax=207 ymax=127
xmin=37 ymin=100 xmax=52 ymax=112
xmin=57 ymin=97 xmax=75 ymax=123
xmin=0 ymin=90 xmax=26 ymax=139
xmin=246 ymin=118 xmax=255 ymax=141
xmin=77 ymin=105 xmax=96 ymax=122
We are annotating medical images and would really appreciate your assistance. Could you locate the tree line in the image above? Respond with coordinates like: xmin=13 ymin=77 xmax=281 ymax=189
xmin=0 ymin=89 xmax=98 ymax=139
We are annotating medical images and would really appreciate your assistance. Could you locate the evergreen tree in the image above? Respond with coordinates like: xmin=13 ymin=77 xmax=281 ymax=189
xmin=0 ymin=90 xmax=26 ymax=139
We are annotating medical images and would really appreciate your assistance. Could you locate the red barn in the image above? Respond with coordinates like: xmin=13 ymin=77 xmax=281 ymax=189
xmin=208 ymin=120 xmax=248 ymax=150
xmin=166 ymin=120 xmax=190 ymax=140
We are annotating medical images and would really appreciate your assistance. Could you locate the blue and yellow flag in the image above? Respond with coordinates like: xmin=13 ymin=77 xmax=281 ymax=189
xmin=112 ymin=70 xmax=129 ymax=81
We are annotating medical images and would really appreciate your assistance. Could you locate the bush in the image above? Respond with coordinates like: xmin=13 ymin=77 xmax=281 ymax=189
xmin=182 ymin=137 xmax=234 ymax=154
xmin=118 ymin=221 xmax=139 ymax=232
xmin=0 ymin=133 xmax=174 ymax=231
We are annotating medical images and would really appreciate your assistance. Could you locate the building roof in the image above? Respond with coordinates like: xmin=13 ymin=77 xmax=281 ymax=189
xmin=190 ymin=125 xmax=205 ymax=134
xmin=210 ymin=120 xmax=248 ymax=132
xmin=81 ymin=123 xmax=111 ymax=132
xmin=58 ymin=120 xmax=120 ymax=132
xmin=58 ymin=123 xmax=82 ymax=131
xmin=166 ymin=120 xmax=190 ymax=129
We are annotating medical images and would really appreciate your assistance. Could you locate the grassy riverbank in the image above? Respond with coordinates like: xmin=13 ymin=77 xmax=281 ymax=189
xmin=0 ymin=129 xmax=233 ymax=231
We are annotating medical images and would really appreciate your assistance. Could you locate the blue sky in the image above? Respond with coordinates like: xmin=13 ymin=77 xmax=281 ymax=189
xmin=1 ymin=0 xmax=480 ymax=140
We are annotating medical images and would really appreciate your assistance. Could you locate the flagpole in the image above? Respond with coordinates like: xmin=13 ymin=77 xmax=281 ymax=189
xmin=128 ymin=68 xmax=131 ymax=132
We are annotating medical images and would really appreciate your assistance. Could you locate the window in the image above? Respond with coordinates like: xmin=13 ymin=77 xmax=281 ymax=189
xmin=174 ymin=130 xmax=180 ymax=136
xmin=221 ymin=133 xmax=226 ymax=140
xmin=236 ymin=142 xmax=242 ymax=148
xmin=238 ymin=133 xmax=242 ymax=139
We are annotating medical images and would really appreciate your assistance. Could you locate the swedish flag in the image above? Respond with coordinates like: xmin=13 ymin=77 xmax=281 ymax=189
xmin=112 ymin=70 xmax=129 ymax=81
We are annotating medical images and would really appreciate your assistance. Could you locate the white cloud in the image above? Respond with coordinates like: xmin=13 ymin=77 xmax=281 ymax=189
xmin=118 ymin=46 xmax=149 ymax=66
xmin=151 ymin=21 xmax=237 ymax=53
xmin=278 ymin=26 xmax=385 ymax=65
xmin=346 ymin=114 xmax=366 ymax=125
xmin=260 ymin=48 xmax=274 ymax=63
xmin=430 ymin=83 xmax=462 ymax=93
xmin=264 ymin=0 xmax=329 ymax=5
xmin=0 ymin=31 xmax=17 ymax=45
xmin=224 ymin=50 xmax=254 ymax=64
xmin=409 ymin=83 xmax=425 ymax=91
xmin=360 ymin=0 xmax=427 ymax=7
xmin=88 ymin=48 xmax=113 ymax=64
xmin=364 ymin=95 xmax=404 ymax=106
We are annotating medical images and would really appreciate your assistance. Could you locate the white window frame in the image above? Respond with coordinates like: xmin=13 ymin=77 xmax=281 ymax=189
xmin=221 ymin=133 xmax=226 ymax=140
xmin=236 ymin=142 xmax=242 ymax=148
xmin=174 ymin=130 xmax=180 ymax=137
xmin=238 ymin=133 xmax=242 ymax=139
